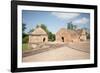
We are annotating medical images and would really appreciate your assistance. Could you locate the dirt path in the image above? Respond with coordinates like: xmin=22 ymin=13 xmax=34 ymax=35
xmin=23 ymin=46 xmax=90 ymax=62
xmin=22 ymin=44 xmax=65 ymax=57
xmin=23 ymin=42 xmax=90 ymax=57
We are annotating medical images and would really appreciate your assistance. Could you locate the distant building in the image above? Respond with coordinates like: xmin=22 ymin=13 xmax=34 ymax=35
xmin=79 ymin=29 xmax=87 ymax=41
xmin=56 ymin=28 xmax=87 ymax=43
xmin=29 ymin=27 xmax=48 ymax=43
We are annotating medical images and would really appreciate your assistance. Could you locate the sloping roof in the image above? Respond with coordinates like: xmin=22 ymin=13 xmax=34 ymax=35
xmin=30 ymin=27 xmax=47 ymax=35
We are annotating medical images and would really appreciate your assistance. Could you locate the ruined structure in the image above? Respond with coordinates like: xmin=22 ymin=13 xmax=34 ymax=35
xmin=29 ymin=27 xmax=48 ymax=43
xmin=56 ymin=28 xmax=87 ymax=43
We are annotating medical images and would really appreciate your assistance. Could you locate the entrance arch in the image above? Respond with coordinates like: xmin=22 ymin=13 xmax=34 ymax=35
xmin=43 ymin=38 xmax=46 ymax=42
xmin=61 ymin=37 xmax=64 ymax=42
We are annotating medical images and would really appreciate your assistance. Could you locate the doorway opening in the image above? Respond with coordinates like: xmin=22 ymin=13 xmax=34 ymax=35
xmin=62 ymin=37 xmax=64 ymax=42
xmin=43 ymin=38 xmax=46 ymax=42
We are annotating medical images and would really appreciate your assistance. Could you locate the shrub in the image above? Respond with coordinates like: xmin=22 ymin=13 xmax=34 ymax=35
xmin=22 ymin=36 xmax=29 ymax=43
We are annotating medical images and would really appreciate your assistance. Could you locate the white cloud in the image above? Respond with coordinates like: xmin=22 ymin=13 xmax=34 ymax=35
xmin=73 ymin=17 xmax=89 ymax=24
xmin=51 ymin=12 xmax=80 ymax=20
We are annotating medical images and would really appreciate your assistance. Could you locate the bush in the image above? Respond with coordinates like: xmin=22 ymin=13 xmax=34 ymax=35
xmin=48 ymin=32 xmax=55 ymax=41
xmin=22 ymin=36 xmax=29 ymax=43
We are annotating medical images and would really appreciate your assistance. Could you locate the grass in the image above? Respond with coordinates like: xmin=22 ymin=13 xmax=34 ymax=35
xmin=22 ymin=43 xmax=30 ymax=51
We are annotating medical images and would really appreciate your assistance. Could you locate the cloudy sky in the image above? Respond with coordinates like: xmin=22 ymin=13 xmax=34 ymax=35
xmin=22 ymin=10 xmax=90 ymax=33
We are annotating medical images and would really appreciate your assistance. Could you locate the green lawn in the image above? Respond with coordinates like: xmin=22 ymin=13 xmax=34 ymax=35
xmin=22 ymin=43 xmax=30 ymax=51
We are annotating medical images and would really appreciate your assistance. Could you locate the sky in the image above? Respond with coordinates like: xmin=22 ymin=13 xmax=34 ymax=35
xmin=22 ymin=10 xmax=90 ymax=34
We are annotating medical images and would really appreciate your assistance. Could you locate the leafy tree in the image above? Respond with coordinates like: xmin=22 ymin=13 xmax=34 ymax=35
xmin=22 ymin=35 xmax=29 ymax=43
xmin=28 ymin=28 xmax=34 ymax=33
xmin=40 ymin=24 xmax=48 ymax=32
xmin=36 ymin=24 xmax=48 ymax=33
xmin=51 ymin=34 xmax=55 ymax=41
xmin=22 ymin=23 xmax=27 ymax=38
xmin=67 ymin=22 xmax=77 ymax=30
xmin=48 ymin=32 xmax=55 ymax=41
xmin=22 ymin=23 xmax=26 ymax=33
xmin=22 ymin=23 xmax=29 ymax=43
xmin=67 ymin=22 xmax=73 ymax=30
xmin=36 ymin=24 xmax=55 ymax=41
xmin=36 ymin=25 xmax=39 ymax=28
xmin=48 ymin=32 xmax=52 ymax=41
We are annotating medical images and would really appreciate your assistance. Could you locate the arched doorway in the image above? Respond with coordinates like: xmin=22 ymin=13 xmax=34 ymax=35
xmin=43 ymin=38 xmax=46 ymax=42
xmin=61 ymin=37 xmax=64 ymax=42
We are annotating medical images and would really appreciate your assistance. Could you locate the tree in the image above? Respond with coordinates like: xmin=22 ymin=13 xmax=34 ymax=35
xmin=36 ymin=24 xmax=55 ymax=41
xmin=22 ymin=23 xmax=27 ymax=38
xmin=51 ymin=34 xmax=55 ymax=41
xmin=48 ymin=32 xmax=55 ymax=41
xmin=48 ymin=32 xmax=52 ymax=41
xmin=22 ymin=23 xmax=29 ymax=43
xmin=40 ymin=24 xmax=48 ymax=32
xmin=36 ymin=24 xmax=48 ymax=33
xmin=28 ymin=28 xmax=34 ymax=33
xmin=67 ymin=22 xmax=73 ymax=30
xmin=36 ymin=25 xmax=39 ymax=28
xmin=67 ymin=22 xmax=77 ymax=30
xmin=22 ymin=23 xmax=26 ymax=33
xmin=22 ymin=34 xmax=29 ymax=43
